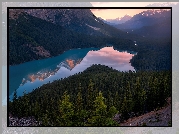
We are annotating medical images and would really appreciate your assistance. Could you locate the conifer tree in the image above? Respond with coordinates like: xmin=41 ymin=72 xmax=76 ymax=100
xmin=41 ymin=110 xmax=50 ymax=126
xmin=34 ymin=100 xmax=41 ymax=119
xmin=86 ymin=79 xmax=95 ymax=111
xmin=108 ymin=106 xmax=118 ymax=118
xmin=59 ymin=91 xmax=74 ymax=126
xmin=12 ymin=89 xmax=20 ymax=116
xmin=120 ymin=96 xmax=129 ymax=120
xmin=74 ymin=83 xmax=88 ymax=126
xmin=87 ymin=91 xmax=107 ymax=126
xmin=76 ymin=83 xmax=83 ymax=112
xmin=114 ymin=91 xmax=120 ymax=109
xmin=22 ymin=90 xmax=30 ymax=117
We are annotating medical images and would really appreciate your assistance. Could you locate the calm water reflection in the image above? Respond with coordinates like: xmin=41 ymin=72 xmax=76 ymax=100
xmin=9 ymin=46 xmax=136 ymax=101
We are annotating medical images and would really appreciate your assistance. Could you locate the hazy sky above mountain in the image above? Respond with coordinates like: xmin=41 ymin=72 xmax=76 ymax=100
xmin=90 ymin=9 xmax=149 ymax=20
xmin=90 ymin=2 xmax=177 ymax=20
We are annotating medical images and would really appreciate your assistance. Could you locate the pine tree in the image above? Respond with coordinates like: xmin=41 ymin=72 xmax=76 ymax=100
xmin=76 ymin=83 xmax=83 ymax=112
xmin=108 ymin=106 xmax=118 ymax=118
xmin=86 ymin=79 xmax=95 ymax=111
xmin=87 ymin=91 xmax=118 ymax=126
xmin=120 ymin=96 xmax=129 ymax=120
xmin=41 ymin=110 xmax=50 ymax=126
xmin=12 ymin=89 xmax=20 ymax=116
xmin=87 ymin=91 xmax=107 ymax=126
xmin=33 ymin=100 xmax=41 ymax=120
xmin=22 ymin=90 xmax=30 ymax=117
xmin=114 ymin=91 xmax=120 ymax=110
xmin=74 ymin=83 xmax=88 ymax=126
xmin=59 ymin=91 xmax=74 ymax=126
xmin=133 ymin=77 xmax=142 ymax=113
xmin=94 ymin=91 xmax=107 ymax=116
xmin=142 ymin=88 xmax=147 ymax=112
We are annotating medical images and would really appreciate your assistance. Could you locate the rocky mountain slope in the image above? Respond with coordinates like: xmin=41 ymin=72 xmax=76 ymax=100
xmin=105 ymin=15 xmax=132 ymax=25
xmin=132 ymin=20 xmax=171 ymax=38
xmin=10 ymin=9 xmax=128 ymax=38
xmin=9 ymin=9 xmax=138 ymax=65
xmin=117 ymin=97 xmax=171 ymax=126
xmin=113 ymin=9 xmax=171 ymax=38
xmin=114 ymin=9 xmax=171 ymax=30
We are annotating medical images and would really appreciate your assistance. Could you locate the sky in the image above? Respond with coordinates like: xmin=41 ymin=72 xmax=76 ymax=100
xmin=90 ymin=2 xmax=177 ymax=20
xmin=90 ymin=9 xmax=150 ymax=20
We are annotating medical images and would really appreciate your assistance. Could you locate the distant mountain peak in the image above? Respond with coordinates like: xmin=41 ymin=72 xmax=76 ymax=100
xmin=105 ymin=14 xmax=132 ymax=25
xmin=119 ymin=14 xmax=132 ymax=22
xmin=140 ymin=9 xmax=170 ymax=17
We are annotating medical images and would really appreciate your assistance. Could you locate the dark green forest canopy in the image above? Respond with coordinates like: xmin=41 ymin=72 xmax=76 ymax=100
xmin=9 ymin=64 xmax=171 ymax=126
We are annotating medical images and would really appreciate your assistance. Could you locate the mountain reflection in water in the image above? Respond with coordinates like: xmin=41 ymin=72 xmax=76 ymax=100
xmin=24 ymin=58 xmax=83 ymax=85
xmin=8 ymin=46 xmax=136 ymax=101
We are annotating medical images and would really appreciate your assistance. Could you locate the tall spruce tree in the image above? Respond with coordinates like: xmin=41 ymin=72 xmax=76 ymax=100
xmin=59 ymin=91 xmax=74 ymax=126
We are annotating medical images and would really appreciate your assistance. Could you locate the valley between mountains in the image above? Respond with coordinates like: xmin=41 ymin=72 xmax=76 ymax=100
xmin=8 ymin=8 xmax=172 ymax=126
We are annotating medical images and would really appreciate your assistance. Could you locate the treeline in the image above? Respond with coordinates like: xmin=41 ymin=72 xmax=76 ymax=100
xmin=9 ymin=64 xmax=171 ymax=126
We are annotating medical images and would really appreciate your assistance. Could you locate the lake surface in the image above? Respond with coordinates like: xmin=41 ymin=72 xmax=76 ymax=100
xmin=8 ymin=46 xmax=136 ymax=101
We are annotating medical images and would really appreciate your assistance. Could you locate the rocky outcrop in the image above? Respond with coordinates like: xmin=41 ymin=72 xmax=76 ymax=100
xmin=119 ymin=97 xmax=171 ymax=126
xmin=9 ymin=113 xmax=42 ymax=126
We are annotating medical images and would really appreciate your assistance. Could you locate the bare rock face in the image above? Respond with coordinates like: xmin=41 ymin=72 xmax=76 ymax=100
xmin=119 ymin=97 xmax=172 ymax=126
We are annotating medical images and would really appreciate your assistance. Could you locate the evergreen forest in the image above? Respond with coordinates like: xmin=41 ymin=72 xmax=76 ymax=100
xmin=8 ymin=9 xmax=172 ymax=126
xmin=9 ymin=64 xmax=171 ymax=126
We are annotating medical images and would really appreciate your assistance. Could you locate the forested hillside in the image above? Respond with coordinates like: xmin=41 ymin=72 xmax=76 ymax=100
xmin=8 ymin=8 xmax=172 ymax=127
xmin=9 ymin=64 xmax=171 ymax=126
xmin=130 ymin=37 xmax=171 ymax=71
xmin=9 ymin=12 xmax=136 ymax=65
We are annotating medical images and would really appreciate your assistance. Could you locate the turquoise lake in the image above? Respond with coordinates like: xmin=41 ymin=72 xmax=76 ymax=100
xmin=8 ymin=46 xmax=136 ymax=102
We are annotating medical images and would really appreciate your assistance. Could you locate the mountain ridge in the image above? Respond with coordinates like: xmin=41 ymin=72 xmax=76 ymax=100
xmin=114 ymin=9 xmax=171 ymax=30
xmin=9 ymin=9 xmax=138 ymax=65
xmin=10 ymin=9 xmax=130 ymax=38
xmin=105 ymin=15 xmax=132 ymax=25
